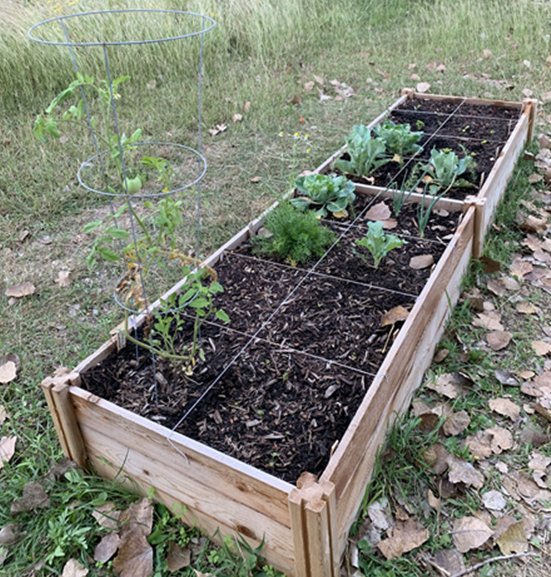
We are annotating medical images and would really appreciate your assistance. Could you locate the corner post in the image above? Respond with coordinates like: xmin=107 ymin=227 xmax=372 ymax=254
xmin=523 ymin=98 xmax=538 ymax=142
xmin=288 ymin=473 xmax=338 ymax=577
xmin=41 ymin=371 xmax=87 ymax=469
xmin=464 ymin=197 xmax=486 ymax=259
xmin=401 ymin=88 xmax=415 ymax=100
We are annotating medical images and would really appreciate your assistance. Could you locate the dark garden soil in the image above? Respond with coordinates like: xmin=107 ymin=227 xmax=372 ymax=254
xmin=80 ymin=193 xmax=458 ymax=483
xmin=333 ymin=99 xmax=522 ymax=201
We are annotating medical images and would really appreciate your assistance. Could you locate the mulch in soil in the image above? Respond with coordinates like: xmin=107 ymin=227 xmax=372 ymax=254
xmin=81 ymin=193 xmax=455 ymax=481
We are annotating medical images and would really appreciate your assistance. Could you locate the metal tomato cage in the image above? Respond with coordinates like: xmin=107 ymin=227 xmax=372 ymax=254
xmin=29 ymin=9 xmax=216 ymax=404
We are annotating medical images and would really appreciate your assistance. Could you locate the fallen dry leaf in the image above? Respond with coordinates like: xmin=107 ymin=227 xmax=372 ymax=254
xmin=433 ymin=549 xmax=466 ymax=576
xmin=487 ymin=331 xmax=513 ymax=351
xmin=433 ymin=348 xmax=449 ymax=363
xmin=425 ymin=373 xmax=462 ymax=399
xmin=511 ymin=258 xmax=534 ymax=280
xmin=166 ymin=541 xmax=191 ymax=572
xmin=243 ymin=101 xmax=251 ymax=112
xmin=92 ymin=503 xmax=121 ymax=530
xmin=0 ymin=437 xmax=16 ymax=469
xmin=486 ymin=278 xmax=507 ymax=295
xmin=303 ymin=80 xmax=315 ymax=91
xmin=443 ymin=411 xmax=470 ymax=436
xmin=112 ymin=532 xmax=152 ymax=577
xmin=482 ymin=490 xmax=506 ymax=511
xmin=447 ymin=458 xmax=484 ymax=489
xmin=119 ymin=499 xmax=153 ymax=538
xmin=0 ymin=406 xmax=6 ymax=426
xmin=365 ymin=201 xmax=391 ymax=221
xmin=0 ymin=524 xmax=22 ymax=546
xmin=377 ymin=518 xmax=429 ymax=560
xmin=313 ymin=75 xmax=323 ymax=85
xmin=94 ymin=532 xmax=121 ymax=563
xmin=519 ymin=214 xmax=548 ymax=233
xmin=472 ymin=310 xmax=503 ymax=331
xmin=528 ymin=452 xmax=551 ymax=489
xmin=409 ymin=254 xmax=434 ymax=270
xmin=5 ymin=282 xmax=35 ymax=298
xmin=416 ymin=82 xmax=431 ymax=94
xmin=232 ymin=113 xmax=242 ymax=123
xmin=516 ymin=301 xmax=537 ymax=314
xmin=465 ymin=430 xmax=493 ymax=459
xmin=61 ymin=558 xmax=88 ymax=577
xmin=0 ymin=362 xmax=16 ymax=384
xmin=367 ymin=498 xmax=393 ymax=531
xmin=381 ymin=306 xmax=409 ymax=327
xmin=421 ymin=443 xmax=451 ymax=475
xmin=410 ymin=73 xmax=420 ymax=81
xmin=483 ymin=49 xmax=493 ymax=59
xmin=532 ymin=340 xmax=551 ymax=356
xmin=208 ymin=124 xmax=227 ymax=137
xmin=496 ymin=521 xmax=528 ymax=555
xmin=451 ymin=516 xmax=493 ymax=553
xmin=486 ymin=426 xmax=513 ymax=454
xmin=427 ymin=489 xmax=441 ymax=512
xmin=10 ymin=481 xmax=49 ymax=514
xmin=489 ymin=398 xmax=520 ymax=421
xmin=495 ymin=369 xmax=518 ymax=386
xmin=55 ymin=271 xmax=71 ymax=288
xmin=528 ymin=173 xmax=544 ymax=183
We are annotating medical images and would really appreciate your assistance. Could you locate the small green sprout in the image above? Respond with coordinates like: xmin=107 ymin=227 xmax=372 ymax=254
xmin=354 ymin=221 xmax=407 ymax=268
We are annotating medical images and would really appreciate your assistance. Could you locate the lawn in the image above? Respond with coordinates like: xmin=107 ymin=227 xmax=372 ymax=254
xmin=2 ymin=0 xmax=551 ymax=575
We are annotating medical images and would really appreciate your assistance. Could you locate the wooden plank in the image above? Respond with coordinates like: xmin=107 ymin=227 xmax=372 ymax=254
xmin=51 ymin=383 xmax=87 ymax=469
xmin=464 ymin=196 xmax=486 ymax=259
xmin=353 ymin=183 xmax=465 ymax=213
xmin=74 ymin=336 xmax=118 ymax=374
xmin=41 ymin=379 xmax=71 ymax=458
xmin=305 ymin=499 xmax=332 ymax=577
xmin=80 ymin=424 xmax=294 ymax=572
xmin=321 ymin=208 xmax=475 ymax=545
xmin=288 ymin=490 xmax=309 ymax=577
xmin=524 ymin=99 xmax=538 ymax=141
xmin=477 ymin=107 xmax=530 ymax=238
xmin=407 ymin=92 xmax=523 ymax=109
xmin=70 ymin=388 xmax=293 ymax=525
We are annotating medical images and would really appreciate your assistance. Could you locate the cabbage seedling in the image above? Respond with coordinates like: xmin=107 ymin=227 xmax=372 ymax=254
xmin=355 ymin=221 xmax=406 ymax=268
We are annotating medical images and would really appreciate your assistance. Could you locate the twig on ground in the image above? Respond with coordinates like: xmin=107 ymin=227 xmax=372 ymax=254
xmin=449 ymin=552 xmax=534 ymax=577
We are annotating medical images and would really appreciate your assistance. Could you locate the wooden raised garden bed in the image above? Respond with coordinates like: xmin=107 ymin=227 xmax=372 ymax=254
xmin=41 ymin=91 xmax=533 ymax=577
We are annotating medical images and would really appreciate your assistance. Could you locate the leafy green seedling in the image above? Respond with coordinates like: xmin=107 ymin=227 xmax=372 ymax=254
xmin=333 ymin=125 xmax=388 ymax=177
xmin=423 ymin=148 xmax=475 ymax=193
xmin=291 ymin=174 xmax=356 ymax=218
xmin=373 ymin=120 xmax=423 ymax=162
xmin=354 ymin=221 xmax=406 ymax=268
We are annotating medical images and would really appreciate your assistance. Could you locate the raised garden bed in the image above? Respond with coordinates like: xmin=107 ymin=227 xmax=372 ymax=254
xmin=42 ymin=90 xmax=533 ymax=577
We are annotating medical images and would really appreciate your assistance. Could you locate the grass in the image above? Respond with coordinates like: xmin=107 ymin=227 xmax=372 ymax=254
xmin=3 ymin=0 xmax=551 ymax=574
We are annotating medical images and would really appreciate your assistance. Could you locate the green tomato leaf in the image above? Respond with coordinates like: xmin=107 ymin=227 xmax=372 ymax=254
xmin=98 ymin=247 xmax=120 ymax=261
xmin=83 ymin=220 xmax=103 ymax=233
xmin=188 ymin=297 xmax=209 ymax=309
xmin=105 ymin=227 xmax=130 ymax=239
xmin=216 ymin=309 xmax=230 ymax=323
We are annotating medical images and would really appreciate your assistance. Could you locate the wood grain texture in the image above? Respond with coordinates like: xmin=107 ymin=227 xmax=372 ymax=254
xmin=477 ymin=108 xmax=529 ymax=241
xmin=70 ymin=388 xmax=292 ymax=524
xmin=321 ymin=208 xmax=475 ymax=553
xmin=80 ymin=424 xmax=294 ymax=569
